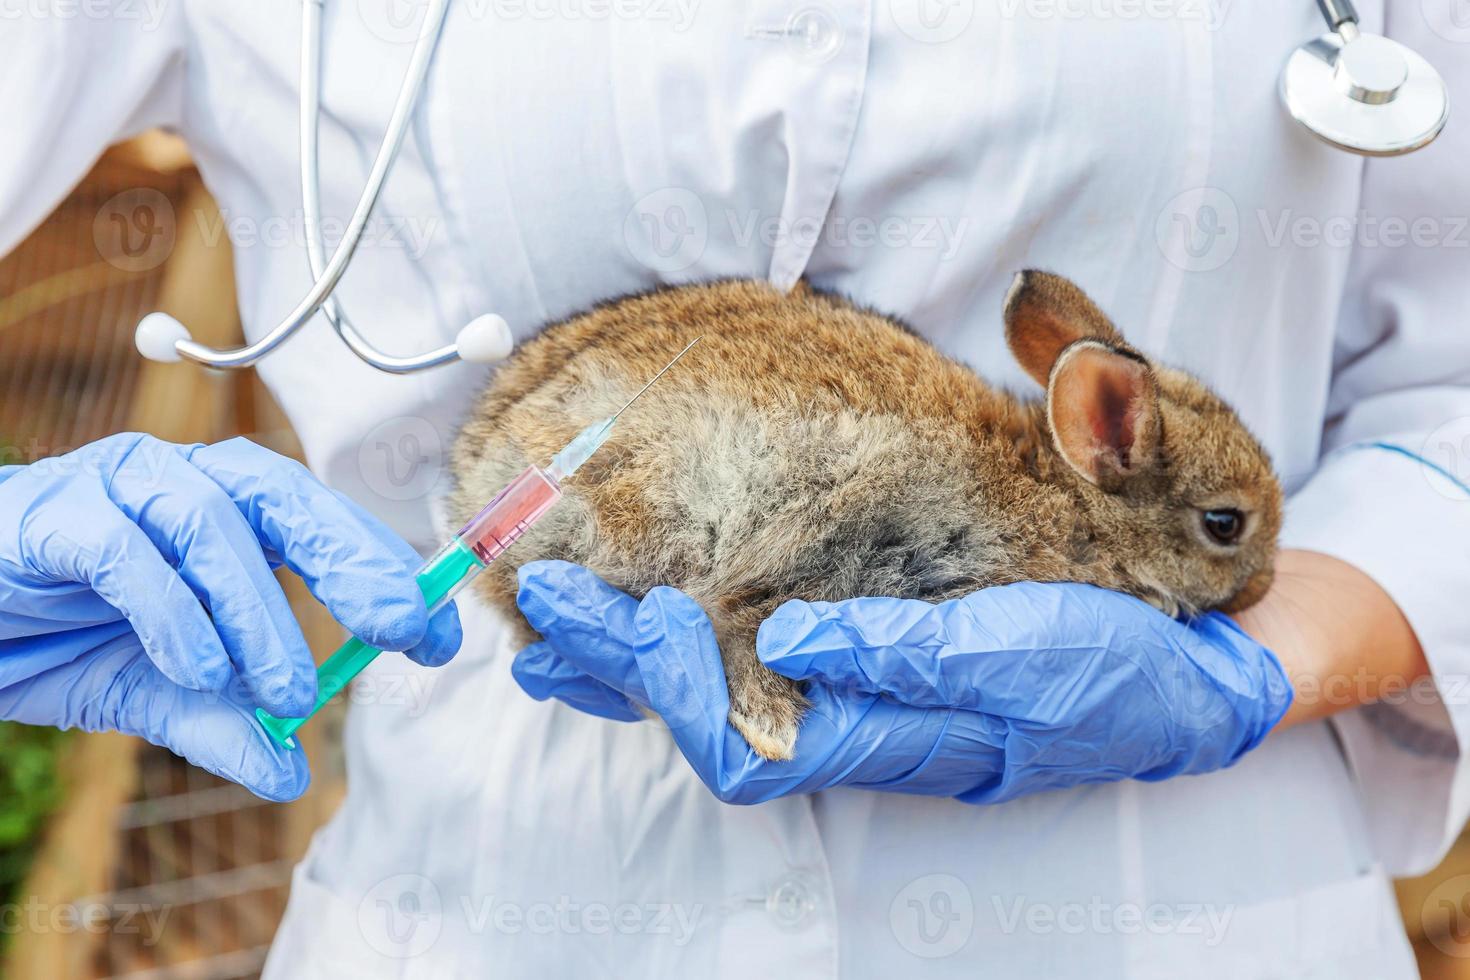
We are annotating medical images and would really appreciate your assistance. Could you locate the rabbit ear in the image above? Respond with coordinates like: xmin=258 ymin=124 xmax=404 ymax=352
xmin=1004 ymin=271 xmax=1124 ymax=387
xmin=1047 ymin=341 xmax=1161 ymax=491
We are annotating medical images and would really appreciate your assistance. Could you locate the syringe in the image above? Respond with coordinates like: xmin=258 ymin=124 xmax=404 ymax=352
xmin=256 ymin=337 xmax=701 ymax=748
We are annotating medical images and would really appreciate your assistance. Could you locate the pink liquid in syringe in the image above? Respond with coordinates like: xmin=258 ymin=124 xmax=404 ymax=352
xmin=457 ymin=465 xmax=564 ymax=564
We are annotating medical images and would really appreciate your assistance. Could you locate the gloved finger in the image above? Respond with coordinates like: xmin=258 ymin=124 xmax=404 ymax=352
xmin=20 ymin=489 xmax=232 ymax=692
xmin=0 ymin=635 xmax=309 ymax=801
xmin=184 ymin=439 xmax=428 ymax=653
xmin=626 ymin=586 xmax=786 ymax=801
xmin=626 ymin=587 xmax=896 ymax=804
xmin=515 ymin=561 xmax=654 ymax=707
xmin=408 ymin=603 xmax=463 ymax=668
xmin=783 ymin=681 xmax=1010 ymax=800
xmin=331 ymin=492 xmax=463 ymax=668
xmin=757 ymin=583 xmax=1124 ymax=714
xmin=109 ymin=443 xmax=317 ymax=717
xmin=511 ymin=642 xmax=643 ymax=722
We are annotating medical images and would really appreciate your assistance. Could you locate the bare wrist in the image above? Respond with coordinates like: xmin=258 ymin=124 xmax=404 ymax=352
xmin=1230 ymin=549 xmax=1427 ymax=729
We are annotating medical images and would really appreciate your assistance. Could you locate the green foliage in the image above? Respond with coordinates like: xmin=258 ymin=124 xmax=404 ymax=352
xmin=0 ymin=723 xmax=69 ymax=904
xmin=0 ymin=442 xmax=73 ymax=965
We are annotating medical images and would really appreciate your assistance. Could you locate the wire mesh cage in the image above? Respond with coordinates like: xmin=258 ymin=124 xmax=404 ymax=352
xmin=0 ymin=137 xmax=345 ymax=980
xmin=0 ymin=171 xmax=155 ymax=455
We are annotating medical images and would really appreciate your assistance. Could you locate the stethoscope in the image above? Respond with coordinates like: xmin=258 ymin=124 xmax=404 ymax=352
xmin=134 ymin=0 xmax=1450 ymax=375
xmin=135 ymin=0 xmax=514 ymax=373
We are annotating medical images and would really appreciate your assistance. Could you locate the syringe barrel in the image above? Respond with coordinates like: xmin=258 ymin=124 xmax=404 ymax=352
xmin=256 ymin=464 xmax=563 ymax=750
xmin=457 ymin=464 xmax=563 ymax=563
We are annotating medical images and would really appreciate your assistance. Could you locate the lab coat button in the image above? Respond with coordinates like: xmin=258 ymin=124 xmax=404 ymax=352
xmin=766 ymin=872 xmax=819 ymax=929
xmin=785 ymin=7 xmax=843 ymax=64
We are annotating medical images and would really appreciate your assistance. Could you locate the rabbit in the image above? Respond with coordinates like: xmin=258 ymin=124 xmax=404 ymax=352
xmin=448 ymin=272 xmax=1283 ymax=762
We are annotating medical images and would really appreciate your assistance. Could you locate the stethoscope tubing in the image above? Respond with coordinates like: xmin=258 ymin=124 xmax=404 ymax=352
xmin=143 ymin=0 xmax=1444 ymax=375
xmin=299 ymin=0 xmax=464 ymax=373
xmin=167 ymin=0 xmax=452 ymax=370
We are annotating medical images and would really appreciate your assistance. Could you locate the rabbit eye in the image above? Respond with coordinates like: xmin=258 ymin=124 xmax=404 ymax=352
xmin=1202 ymin=509 xmax=1244 ymax=545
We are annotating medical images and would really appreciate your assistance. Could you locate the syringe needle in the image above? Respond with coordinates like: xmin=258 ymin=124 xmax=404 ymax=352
xmin=547 ymin=335 xmax=703 ymax=481
xmin=607 ymin=336 xmax=702 ymax=423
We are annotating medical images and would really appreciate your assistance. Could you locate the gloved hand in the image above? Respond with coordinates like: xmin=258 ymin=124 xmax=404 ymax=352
xmin=512 ymin=561 xmax=1292 ymax=805
xmin=0 ymin=434 xmax=462 ymax=801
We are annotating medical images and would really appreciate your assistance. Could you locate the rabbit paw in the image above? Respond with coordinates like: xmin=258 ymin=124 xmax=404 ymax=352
xmin=727 ymin=670 xmax=807 ymax=762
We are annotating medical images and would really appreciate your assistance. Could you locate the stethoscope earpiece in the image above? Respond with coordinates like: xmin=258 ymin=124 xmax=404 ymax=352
xmin=134 ymin=312 xmax=192 ymax=365
xmin=455 ymin=314 xmax=516 ymax=365
xmin=133 ymin=0 xmax=518 ymax=375
xmin=1281 ymin=1 xmax=1448 ymax=157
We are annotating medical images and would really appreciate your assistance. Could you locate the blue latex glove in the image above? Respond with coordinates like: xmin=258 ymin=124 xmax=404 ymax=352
xmin=0 ymin=434 xmax=462 ymax=801
xmin=513 ymin=561 xmax=1292 ymax=805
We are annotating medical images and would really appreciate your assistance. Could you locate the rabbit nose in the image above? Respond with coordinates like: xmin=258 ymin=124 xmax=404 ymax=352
xmin=1220 ymin=567 xmax=1275 ymax=614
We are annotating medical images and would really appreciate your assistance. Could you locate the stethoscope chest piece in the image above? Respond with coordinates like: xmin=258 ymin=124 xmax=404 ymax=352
xmin=1281 ymin=25 xmax=1449 ymax=157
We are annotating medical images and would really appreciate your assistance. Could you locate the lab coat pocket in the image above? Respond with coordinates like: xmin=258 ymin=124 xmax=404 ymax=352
xmin=263 ymin=836 xmax=464 ymax=980
xmin=1122 ymin=867 xmax=1416 ymax=980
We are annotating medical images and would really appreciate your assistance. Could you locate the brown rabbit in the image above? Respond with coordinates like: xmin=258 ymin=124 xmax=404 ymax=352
xmin=449 ymin=272 xmax=1282 ymax=761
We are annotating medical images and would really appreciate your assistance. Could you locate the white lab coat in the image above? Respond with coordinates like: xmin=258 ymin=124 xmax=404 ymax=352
xmin=5 ymin=2 xmax=1470 ymax=976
